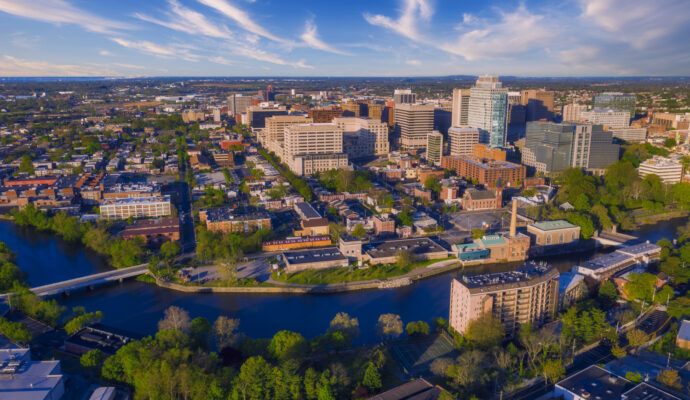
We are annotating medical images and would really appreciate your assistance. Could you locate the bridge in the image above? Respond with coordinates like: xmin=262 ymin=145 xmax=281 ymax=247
xmin=593 ymin=230 xmax=639 ymax=246
xmin=0 ymin=264 xmax=149 ymax=299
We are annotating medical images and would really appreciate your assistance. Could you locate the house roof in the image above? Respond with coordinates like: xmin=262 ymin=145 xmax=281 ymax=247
xmin=678 ymin=319 xmax=690 ymax=342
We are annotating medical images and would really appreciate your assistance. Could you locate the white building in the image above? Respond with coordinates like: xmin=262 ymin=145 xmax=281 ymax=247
xmin=638 ymin=156 xmax=683 ymax=183
xmin=334 ymin=116 xmax=389 ymax=157
xmin=448 ymin=126 xmax=480 ymax=156
xmin=561 ymin=104 xmax=588 ymax=123
xmin=284 ymin=123 xmax=348 ymax=175
xmin=451 ymin=88 xmax=471 ymax=126
xmin=100 ymin=195 xmax=173 ymax=220
xmin=579 ymin=108 xmax=630 ymax=129
xmin=0 ymin=348 xmax=66 ymax=400
xmin=610 ymin=127 xmax=647 ymax=143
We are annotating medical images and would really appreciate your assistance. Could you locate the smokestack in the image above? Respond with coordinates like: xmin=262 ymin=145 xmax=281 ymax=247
xmin=510 ymin=198 xmax=517 ymax=237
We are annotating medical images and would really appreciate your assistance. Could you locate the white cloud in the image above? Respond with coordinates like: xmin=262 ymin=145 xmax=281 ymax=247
xmin=111 ymin=63 xmax=146 ymax=70
xmin=0 ymin=0 xmax=131 ymax=34
xmin=111 ymin=38 xmax=200 ymax=62
xmin=300 ymin=20 xmax=350 ymax=55
xmin=440 ymin=5 xmax=554 ymax=61
xmin=0 ymin=55 xmax=120 ymax=76
xmin=364 ymin=0 xmax=433 ymax=42
xmin=99 ymin=50 xmax=112 ymax=56
xmin=578 ymin=0 xmax=690 ymax=48
xmin=198 ymin=0 xmax=290 ymax=44
xmin=406 ymin=59 xmax=421 ymax=66
xmin=135 ymin=0 xmax=232 ymax=40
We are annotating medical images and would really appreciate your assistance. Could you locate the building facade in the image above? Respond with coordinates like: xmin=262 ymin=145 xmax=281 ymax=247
xmin=448 ymin=126 xmax=480 ymax=156
xmin=100 ymin=195 xmax=172 ymax=220
xmin=638 ymin=156 xmax=683 ymax=183
xmin=393 ymin=89 xmax=416 ymax=104
xmin=442 ymin=156 xmax=526 ymax=187
xmin=227 ymin=94 xmax=253 ymax=116
xmin=426 ymin=131 xmax=443 ymax=166
xmin=593 ymin=92 xmax=636 ymax=119
xmin=449 ymin=261 xmax=559 ymax=337
xmin=334 ymin=116 xmax=389 ymax=156
xmin=521 ymin=89 xmax=555 ymax=121
xmin=580 ymin=108 xmax=631 ymax=129
xmin=451 ymin=88 xmax=471 ymax=126
xmin=395 ymin=103 xmax=435 ymax=150
xmin=468 ymin=76 xmax=508 ymax=148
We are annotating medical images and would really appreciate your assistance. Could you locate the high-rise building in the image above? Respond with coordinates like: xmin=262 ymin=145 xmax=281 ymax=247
xmin=227 ymin=94 xmax=253 ymax=116
xmin=468 ymin=76 xmax=509 ymax=148
xmin=451 ymin=88 xmax=471 ymax=126
xmin=593 ymin=93 xmax=636 ymax=119
xmin=562 ymin=104 xmax=588 ymax=122
xmin=449 ymin=261 xmax=559 ymax=337
xmin=246 ymin=105 xmax=288 ymax=128
xmin=426 ymin=131 xmax=443 ymax=166
xmin=393 ymin=89 xmax=416 ymax=104
xmin=368 ymin=102 xmax=384 ymax=121
xmin=522 ymin=122 xmax=620 ymax=173
xmin=266 ymin=85 xmax=275 ymax=101
xmin=434 ymin=105 xmax=452 ymax=135
xmin=284 ymin=123 xmax=348 ymax=175
xmin=395 ymin=103 xmax=434 ymax=150
xmin=212 ymin=108 xmax=221 ymax=123
xmin=341 ymin=101 xmax=362 ymax=117
xmin=521 ymin=89 xmax=555 ymax=121
xmin=448 ymin=126 xmax=479 ymax=156
xmin=580 ymin=108 xmax=630 ymax=129
xmin=334 ymin=116 xmax=389 ymax=157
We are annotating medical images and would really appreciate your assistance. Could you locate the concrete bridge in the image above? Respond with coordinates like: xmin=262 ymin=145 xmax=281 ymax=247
xmin=0 ymin=264 xmax=149 ymax=299
xmin=593 ymin=230 xmax=639 ymax=246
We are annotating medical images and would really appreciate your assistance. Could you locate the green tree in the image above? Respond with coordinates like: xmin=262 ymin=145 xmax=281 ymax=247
xmin=566 ymin=213 xmax=595 ymax=239
xmin=64 ymin=309 xmax=103 ymax=334
xmin=362 ymin=362 xmax=382 ymax=392
xmin=395 ymin=249 xmax=414 ymax=270
xmin=471 ymin=228 xmax=485 ymax=239
xmin=405 ymin=321 xmax=430 ymax=336
xmin=159 ymin=241 xmax=181 ymax=271
xmin=542 ymin=359 xmax=565 ymax=388
xmin=626 ymin=329 xmax=648 ymax=352
xmin=236 ymin=356 xmax=273 ymax=400
xmin=656 ymin=369 xmax=682 ymax=390
xmin=268 ymin=330 xmax=308 ymax=361
xmin=424 ymin=176 xmax=441 ymax=194
xmin=19 ymin=154 xmax=34 ymax=174
xmin=663 ymin=138 xmax=677 ymax=148
xmin=611 ymin=344 xmax=626 ymax=358
xmin=625 ymin=371 xmax=643 ymax=383
xmin=0 ymin=317 xmax=32 ymax=344
xmin=598 ymin=280 xmax=618 ymax=308
xmin=351 ymin=224 xmax=367 ymax=239
xmin=328 ymin=312 xmax=359 ymax=341
xmin=466 ymin=314 xmax=504 ymax=349
xmin=80 ymin=349 xmax=105 ymax=369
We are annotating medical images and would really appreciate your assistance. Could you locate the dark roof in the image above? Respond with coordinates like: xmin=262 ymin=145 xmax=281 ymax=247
xmin=368 ymin=378 xmax=441 ymax=400
xmin=65 ymin=323 xmax=142 ymax=355
xmin=622 ymin=383 xmax=680 ymax=400
xmin=364 ymin=238 xmax=446 ymax=259
xmin=460 ymin=261 xmax=558 ymax=292
xmin=465 ymin=188 xmax=496 ymax=200
xmin=295 ymin=201 xmax=321 ymax=219
xmin=283 ymin=248 xmax=346 ymax=265
xmin=302 ymin=217 xmax=329 ymax=227
xmin=556 ymin=366 xmax=634 ymax=400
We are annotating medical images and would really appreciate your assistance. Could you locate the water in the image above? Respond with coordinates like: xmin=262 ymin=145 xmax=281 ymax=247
xmin=0 ymin=218 xmax=684 ymax=344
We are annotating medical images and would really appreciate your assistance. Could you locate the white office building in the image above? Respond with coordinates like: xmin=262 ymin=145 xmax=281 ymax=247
xmin=638 ymin=156 xmax=684 ymax=183
xmin=448 ymin=126 xmax=480 ymax=156
xmin=579 ymin=108 xmax=630 ymax=129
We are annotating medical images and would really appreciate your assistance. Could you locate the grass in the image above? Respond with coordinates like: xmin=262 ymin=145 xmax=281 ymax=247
xmin=272 ymin=257 xmax=456 ymax=285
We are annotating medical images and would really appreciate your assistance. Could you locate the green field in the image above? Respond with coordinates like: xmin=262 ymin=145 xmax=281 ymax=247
xmin=272 ymin=257 xmax=456 ymax=285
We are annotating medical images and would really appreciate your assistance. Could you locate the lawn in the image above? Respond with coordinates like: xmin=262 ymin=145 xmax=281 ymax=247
xmin=272 ymin=257 xmax=456 ymax=285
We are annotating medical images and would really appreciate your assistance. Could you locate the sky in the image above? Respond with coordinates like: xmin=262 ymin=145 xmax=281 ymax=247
xmin=0 ymin=0 xmax=689 ymax=77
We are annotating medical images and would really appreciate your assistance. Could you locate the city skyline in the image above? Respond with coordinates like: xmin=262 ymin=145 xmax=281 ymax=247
xmin=0 ymin=0 xmax=689 ymax=77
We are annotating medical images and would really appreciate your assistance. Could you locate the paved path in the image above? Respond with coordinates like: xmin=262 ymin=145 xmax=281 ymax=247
xmin=266 ymin=258 xmax=460 ymax=288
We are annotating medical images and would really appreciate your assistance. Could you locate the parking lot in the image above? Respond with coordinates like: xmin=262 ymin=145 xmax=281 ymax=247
xmin=449 ymin=210 xmax=510 ymax=231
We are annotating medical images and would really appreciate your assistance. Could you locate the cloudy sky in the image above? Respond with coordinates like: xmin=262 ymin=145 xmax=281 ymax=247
xmin=0 ymin=0 xmax=689 ymax=77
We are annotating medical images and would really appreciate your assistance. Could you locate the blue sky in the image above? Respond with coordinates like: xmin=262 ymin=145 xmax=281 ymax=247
xmin=0 ymin=0 xmax=689 ymax=77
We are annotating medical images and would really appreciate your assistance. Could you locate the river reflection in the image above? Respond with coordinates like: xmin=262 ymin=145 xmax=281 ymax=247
xmin=0 ymin=218 xmax=684 ymax=344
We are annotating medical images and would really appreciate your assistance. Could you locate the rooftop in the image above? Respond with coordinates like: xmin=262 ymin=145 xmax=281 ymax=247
xmin=480 ymin=235 xmax=506 ymax=246
xmin=283 ymin=248 xmax=347 ymax=265
xmin=0 ymin=350 xmax=63 ymax=400
xmin=460 ymin=261 xmax=557 ymax=291
xmin=559 ymin=271 xmax=585 ymax=294
xmin=617 ymin=242 xmax=661 ymax=256
xmin=531 ymin=220 xmax=578 ymax=231
xmin=678 ymin=319 xmax=690 ymax=342
xmin=367 ymin=378 xmax=442 ymax=400
xmin=622 ymin=383 xmax=680 ymax=400
xmin=364 ymin=238 xmax=446 ymax=259
xmin=295 ymin=201 xmax=321 ymax=220
xmin=556 ymin=365 xmax=634 ymax=400
xmin=101 ymin=195 xmax=170 ymax=206
xmin=466 ymin=188 xmax=496 ymax=200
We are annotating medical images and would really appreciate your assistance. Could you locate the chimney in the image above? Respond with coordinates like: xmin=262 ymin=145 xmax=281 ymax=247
xmin=510 ymin=198 xmax=517 ymax=237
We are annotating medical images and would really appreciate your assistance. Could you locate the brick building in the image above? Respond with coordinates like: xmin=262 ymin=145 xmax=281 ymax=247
xmin=461 ymin=187 xmax=502 ymax=211
xmin=442 ymin=156 xmax=525 ymax=187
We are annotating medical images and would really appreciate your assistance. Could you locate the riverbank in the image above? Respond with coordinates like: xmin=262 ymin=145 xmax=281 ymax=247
xmin=149 ymin=259 xmax=464 ymax=294
xmin=629 ymin=209 xmax=689 ymax=228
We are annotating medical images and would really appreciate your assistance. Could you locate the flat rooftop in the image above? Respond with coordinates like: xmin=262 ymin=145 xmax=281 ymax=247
xmin=622 ymin=383 xmax=680 ymax=400
xmin=295 ymin=201 xmax=321 ymax=220
xmin=617 ymin=242 xmax=661 ymax=256
xmin=368 ymin=378 xmax=441 ymax=400
xmin=531 ymin=220 xmax=578 ymax=231
xmin=556 ymin=366 xmax=634 ymax=400
xmin=283 ymin=248 xmax=347 ymax=265
xmin=101 ymin=195 xmax=170 ymax=206
xmin=579 ymin=251 xmax=631 ymax=271
xmin=364 ymin=238 xmax=446 ymax=259
xmin=460 ymin=261 xmax=557 ymax=291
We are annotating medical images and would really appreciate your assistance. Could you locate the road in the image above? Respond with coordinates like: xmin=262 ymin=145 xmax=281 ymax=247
xmin=177 ymin=157 xmax=196 ymax=254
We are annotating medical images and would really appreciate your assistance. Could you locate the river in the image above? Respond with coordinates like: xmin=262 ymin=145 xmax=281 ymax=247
xmin=0 ymin=218 xmax=684 ymax=344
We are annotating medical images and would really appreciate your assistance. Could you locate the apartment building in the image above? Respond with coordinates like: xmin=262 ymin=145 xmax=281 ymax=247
xmin=638 ymin=156 xmax=683 ymax=183
xmin=334 ymin=116 xmax=389 ymax=156
xmin=593 ymin=92 xmax=636 ymax=118
xmin=100 ymin=195 xmax=172 ymax=220
xmin=521 ymin=89 xmax=554 ymax=121
xmin=451 ymin=88 xmax=471 ymax=126
xmin=448 ymin=126 xmax=480 ymax=156
xmin=562 ymin=104 xmax=588 ymax=123
xmin=393 ymin=89 xmax=416 ymax=104
xmin=449 ymin=261 xmax=559 ymax=337
xmin=199 ymin=207 xmax=271 ymax=233
xmin=265 ymin=115 xmax=313 ymax=142
xmin=227 ymin=94 xmax=253 ymax=116
xmin=441 ymin=156 xmax=525 ymax=187
xmin=307 ymin=106 xmax=343 ymax=123
xmin=395 ymin=103 xmax=434 ymax=150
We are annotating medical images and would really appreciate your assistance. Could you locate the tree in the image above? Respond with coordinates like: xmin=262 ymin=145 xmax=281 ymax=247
xmin=0 ymin=317 xmax=32 ymax=344
xmin=157 ymin=306 xmax=191 ymax=334
xmin=236 ymin=356 xmax=273 ymax=400
xmin=19 ymin=154 xmax=34 ymax=175
xmin=424 ymin=176 xmax=441 ymax=194
xmin=397 ymin=209 xmax=413 ymax=227
xmin=80 ymin=349 xmax=105 ymax=369
xmin=328 ymin=312 xmax=359 ymax=340
xmin=213 ymin=316 xmax=241 ymax=350
xmin=566 ymin=213 xmax=595 ymax=239
xmin=598 ymin=280 xmax=618 ymax=308
xmin=663 ymin=138 xmax=677 ymax=148
xmin=64 ymin=309 xmax=103 ymax=334
xmin=611 ymin=344 xmax=627 ymax=358
xmin=542 ymin=359 xmax=565 ymax=388
xmin=656 ymin=369 xmax=682 ymax=390
xmin=430 ymin=357 xmax=453 ymax=376
xmin=376 ymin=313 xmax=403 ymax=341
xmin=626 ymin=329 xmax=648 ymax=352
xmin=268 ymin=330 xmax=307 ymax=360
xmin=471 ymin=228 xmax=485 ymax=239
xmin=352 ymin=224 xmax=367 ymax=239
xmin=362 ymin=362 xmax=382 ymax=392
xmin=405 ymin=321 xmax=430 ymax=336
xmin=395 ymin=249 xmax=414 ymax=270
xmin=625 ymin=371 xmax=642 ymax=383
xmin=466 ymin=315 xmax=504 ymax=349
